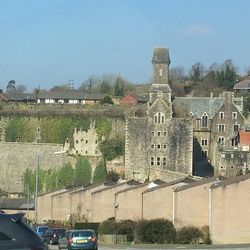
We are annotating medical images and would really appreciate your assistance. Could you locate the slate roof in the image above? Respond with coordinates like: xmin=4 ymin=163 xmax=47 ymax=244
xmin=142 ymin=177 xmax=196 ymax=194
xmin=37 ymin=90 xmax=105 ymax=101
xmin=210 ymin=173 xmax=250 ymax=189
xmin=0 ymin=198 xmax=35 ymax=210
xmin=174 ymin=176 xmax=224 ymax=192
xmin=37 ymin=90 xmax=85 ymax=100
xmin=4 ymin=92 xmax=36 ymax=102
xmin=173 ymin=96 xmax=223 ymax=119
xmin=152 ymin=48 xmax=170 ymax=63
xmin=149 ymin=84 xmax=172 ymax=93
xmin=233 ymin=78 xmax=250 ymax=90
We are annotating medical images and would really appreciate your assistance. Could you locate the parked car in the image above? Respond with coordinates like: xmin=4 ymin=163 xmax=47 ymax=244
xmin=58 ymin=229 xmax=98 ymax=250
xmin=43 ymin=227 xmax=66 ymax=245
xmin=33 ymin=225 xmax=50 ymax=242
xmin=0 ymin=212 xmax=48 ymax=250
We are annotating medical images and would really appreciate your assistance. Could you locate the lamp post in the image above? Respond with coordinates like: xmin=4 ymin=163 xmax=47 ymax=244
xmin=35 ymin=155 xmax=39 ymax=224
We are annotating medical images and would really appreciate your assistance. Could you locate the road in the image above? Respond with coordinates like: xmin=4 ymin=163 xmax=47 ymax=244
xmin=48 ymin=244 xmax=250 ymax=250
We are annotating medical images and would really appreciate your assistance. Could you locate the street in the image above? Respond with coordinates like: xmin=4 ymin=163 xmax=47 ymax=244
xmin=48 ymin=244 xmax=250 ymax=250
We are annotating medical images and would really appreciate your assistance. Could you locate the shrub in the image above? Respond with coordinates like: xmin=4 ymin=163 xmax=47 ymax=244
xmin=137 ymin=219 xmax=176 ymax=244
xmin=116 ymin=220 xmax=135 ymax=242
xmin=176 ymin=226 xmax=202 ymax=244
xmin=99 ymin=218 xmax=117 ymax=235
xmin=200 ymin=226 xmax=211 ymax=244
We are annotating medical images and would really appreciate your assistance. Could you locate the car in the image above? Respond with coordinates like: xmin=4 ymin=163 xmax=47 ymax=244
xmin=58 ymin=229 xmax=98 ymax=250
xmin=43 ymin=227 xmax=66 ymax=245
xmin=33 ymin=225 xmax=50 ymax=242
xmin=0 ymin=212 xmax=48 ymax=250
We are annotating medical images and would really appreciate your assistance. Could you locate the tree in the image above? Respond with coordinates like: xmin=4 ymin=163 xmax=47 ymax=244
xmin=92 ymin=160 xmax=106 ymax=184
xmin=169 ymin=66 xmax=186 ymax=84
xmin=100 ymin=95 xmax=114 ymax=105
xmin=16 ymin=85 xmax=26 ymax=93
xmin=113 ymin=77 xmax=125 ymax=96
xmin=189 ymin=63 xmax=205 ymax=83
xmin=57 ymin=162 xmax=75 ymax=188
xmin=100 ymin=80 xmax=112 ymax=94
xmin=74 ymin=156 xmax=92 ymax=186
xmin=99 ymin=138 xmax=125 ymax=161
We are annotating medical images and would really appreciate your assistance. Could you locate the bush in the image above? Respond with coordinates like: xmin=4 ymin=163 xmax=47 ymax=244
xmin=116 ymin=220 xmax=135 ymax=242
xmin=74 ymin=222 xmax=100 ymax=235
xmin=99 ymin=218 xmax=117 ymax=235
xmin=137 ymin=219 xmax=176 ymax=244
xmin=176 ymin=226 xmax=202 ymax=244
xmin=200 ymin=226 xmax=211 ymax=244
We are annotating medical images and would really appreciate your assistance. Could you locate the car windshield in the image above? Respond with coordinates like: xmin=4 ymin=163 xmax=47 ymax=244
xmin=38 ymin=227 xmax=48 ymax=233
xmin=72 ymin=231 xmax=93 ymax=237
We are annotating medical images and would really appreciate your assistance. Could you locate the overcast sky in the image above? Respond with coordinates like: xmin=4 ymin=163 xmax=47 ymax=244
xmin=1 ymin=0 xmax=249 ymax=91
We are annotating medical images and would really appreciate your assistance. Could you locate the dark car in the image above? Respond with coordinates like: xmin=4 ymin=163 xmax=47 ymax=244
xmin=59 ymin=229 xmax=98 ymax=250
xmin=33 ymin=225 xmax=50 ymax=242
xmin=0 ymin=212 xmax=48 ymax=250
xmin=43 ymin=227 xmax=66 ymax=245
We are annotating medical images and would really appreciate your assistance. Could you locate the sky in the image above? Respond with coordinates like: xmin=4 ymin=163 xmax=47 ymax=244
xmin=1 ymin=0 xmax=250 ymax=91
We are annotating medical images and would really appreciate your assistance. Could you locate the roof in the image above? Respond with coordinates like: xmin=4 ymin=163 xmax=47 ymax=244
xmin=173 ymin=96 xmax=223 ymax=119
xmin=152 ymin=48 xmax=170 ymax=64
xmin=37 ymin=90 xmax=85 ymax=100
xmin=4 ymin=92 xmax=36 ymax=102
xmin=210 ymin=173 xmax=250 ymax=189
xmin=233 ymin=78 xmax=250 ymax=90
xmin=91 ymin=180 xmax=141 ymax=195
xmin=174 ymin=176 xmax=223 ymax=192
xmin=142 ymin=177 xmax=196 ymax=194
xmin=115 ymin=182 xmax=149 ymax=195
xmin=0 ymin=198 xmax=35 ymax=210
xmin=149 ymin=84 xmax=172 ymax=93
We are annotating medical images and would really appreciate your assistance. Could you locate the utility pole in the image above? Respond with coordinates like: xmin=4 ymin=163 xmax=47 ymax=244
xmin=35 ymin=155 xmax=39 ymax=224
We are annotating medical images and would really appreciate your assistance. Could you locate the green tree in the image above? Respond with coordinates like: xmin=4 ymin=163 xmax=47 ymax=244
xmin=57 ymin=163 xmax=75 ymax=188
xmin=74 ymin=156 xmax=92 ymax=186
xmin=113 ymin=77 xmax=125 ymax=96
xmin=93 ymin=160 xmax=106 ymax=184
xmin=99 ymin=137 xmax=125 ymax=161
xmin=100 ymin=96 xmax=114 ymax=105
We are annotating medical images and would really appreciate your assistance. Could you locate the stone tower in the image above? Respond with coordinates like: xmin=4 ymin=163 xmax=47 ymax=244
xmin=125 ymin=48 xmax=193 ymax=182
xmin=149 ymin=48 xmax=172 ymax=105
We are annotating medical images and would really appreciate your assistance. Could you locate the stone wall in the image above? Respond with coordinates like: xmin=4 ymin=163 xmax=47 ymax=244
xmin=0 ymin=142 xmax=71 ymax=192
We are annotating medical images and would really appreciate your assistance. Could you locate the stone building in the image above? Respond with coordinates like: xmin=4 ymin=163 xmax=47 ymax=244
xmin=126 ymin=48 xmax=248 ymax=181
xmin=125 ymin=48 xmax=193 ymax=182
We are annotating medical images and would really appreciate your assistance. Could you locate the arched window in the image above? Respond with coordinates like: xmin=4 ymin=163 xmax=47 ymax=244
xmin=154 ymin=112 xmax=165 ymax=124
xmin=201 ymin=113 xmax=208 ymax=128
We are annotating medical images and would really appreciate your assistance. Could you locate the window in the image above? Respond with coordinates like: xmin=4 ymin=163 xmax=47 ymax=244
xmin=163 ymin=144 xmax=167 ymax=149
xmin=232 ymin=112 xmax=237 ymax=119
xmin=86 ymin=140 xmax=88 ymax=144
xmin=218 ymin=136 xmax=225 ymax=146
xmin=150 ymin=157 xmax=154 ymax=166
xmin=234 ymin=124 xmax=239 ymax=131
xmin=76 ymin=140 xmax=79 ymax=144
xmin=157 ymin=144 xmax=161 ymax=149
xmin=201 ymin=113 xmax=208 ymax=128
xmin=218 ymin=124 xmax=225 ymax=132
xmin=159 ymin=69 xmax=163 ymax=76
xmin=154 ymin=112 xmax=165 ymax=124
xmin=163 ymin=131 xmax=167 ymax=136
xmin=201 ymin=150 xmax=208 ymax=159
xmin=151 ymin=144 xmax=155 ymax=149
xmin=156 ymin=157 xmax=161 ymax=166
xmin=157 ymin=131 xmax=161 ymax=136
xmin=151 ymin=131 xmax=155 ymax=136
xmin=219 ymin=112 xmax=224 ymax=119
xmin=163 ymin=157 xmax=167 ymax=167
xmin=201 ymin=139 xmax=208 ymax=146
xmin=95 ymin=140 xmax=98 ymax=144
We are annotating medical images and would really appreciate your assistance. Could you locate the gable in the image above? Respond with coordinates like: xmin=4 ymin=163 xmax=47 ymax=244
xmin=147 ymin=98 xmax=172 ymax=118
